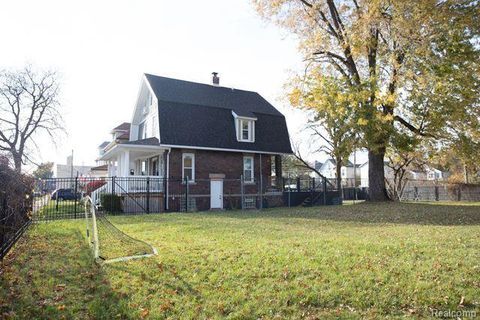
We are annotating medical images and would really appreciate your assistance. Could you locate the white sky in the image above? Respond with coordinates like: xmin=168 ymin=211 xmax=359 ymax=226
xmin=0 ymin=0 xmax=366 ymax=171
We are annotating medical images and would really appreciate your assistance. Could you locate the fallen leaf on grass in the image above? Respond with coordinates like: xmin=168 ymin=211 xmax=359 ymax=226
xmin=55 ymin=284 xmax=66 ymax=292
xmin=140 ymin=308 xmax=149 ymax=318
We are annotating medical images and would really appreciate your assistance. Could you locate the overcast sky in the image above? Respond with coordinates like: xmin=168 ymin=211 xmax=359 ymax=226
xmin=0 ymin=0 xmax=366 ymax=171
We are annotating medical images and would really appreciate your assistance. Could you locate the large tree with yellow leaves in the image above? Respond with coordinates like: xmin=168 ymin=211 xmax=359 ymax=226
xmin=254 ymin=0 xmax=480 ymax=201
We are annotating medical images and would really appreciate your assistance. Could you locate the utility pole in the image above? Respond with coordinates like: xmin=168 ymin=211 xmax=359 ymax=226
xmin=353 ymin=146 xmax=357 ymax=204
xmin=70 ymin=149 xmax=74 ymax=179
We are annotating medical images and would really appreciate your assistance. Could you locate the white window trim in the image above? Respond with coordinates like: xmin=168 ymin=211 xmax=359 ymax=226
xmin=237 ymin=119 xmax=255 ymax=142
xmin=182 ymin=153 xmax=195 ymax=182
xmin=243 ymin=156 xmax=254 ymax=183
xmin=232 ymin=111 xmax=256 ymax=143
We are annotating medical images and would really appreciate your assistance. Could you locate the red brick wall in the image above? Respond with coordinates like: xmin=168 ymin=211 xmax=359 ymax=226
xmin=165 ymin=148 xmax=273 ymax=210
xmin=167 ymin=148 xmax=271 ymax=181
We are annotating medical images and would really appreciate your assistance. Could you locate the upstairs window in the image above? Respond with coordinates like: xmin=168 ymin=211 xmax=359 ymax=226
xmin=138 ymin=122 xmax=145 ymax=140
xmin=182 ymin=153 xmax=195 ymax=182
xmin=237 ymin=119 xmax=255 ymax=142
xmin=143 ymin=92 xmax=152 ymax=115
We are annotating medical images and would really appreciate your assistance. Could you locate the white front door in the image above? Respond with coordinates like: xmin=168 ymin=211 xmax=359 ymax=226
xmin=210 ymin=180 xmax=223 ymax=209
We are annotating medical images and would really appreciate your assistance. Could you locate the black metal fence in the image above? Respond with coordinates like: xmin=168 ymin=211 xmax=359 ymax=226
xmin=1 ymin=165 xmax=33 ymax=260
xmin=31 ymin=176 xmax=338 ymax=221
xmin=32 ymin=177 xmax=165 ymax=220
xmin=31 ymin=176 xmax=480 ymax=221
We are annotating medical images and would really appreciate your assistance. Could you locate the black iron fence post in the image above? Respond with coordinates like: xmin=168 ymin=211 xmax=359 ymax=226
xmin=310 ymin=178 xmax=314 ymax=207
xmin=323 ymin=177 xmax=327 ymax=205
xmin=111 ymin=176 xmax=116 ymax=213
xmin=184 ymin=176 xmax=189 ymax=212
xmin=146 ymin=177 xmax=150 ymax=214
xmin=240 ymin=175 xmax=244 ymax=210
xmin=74 ymin=177 xmax=78 ymax=219
xmin=287 ymin=176 xmax=291 ymax=207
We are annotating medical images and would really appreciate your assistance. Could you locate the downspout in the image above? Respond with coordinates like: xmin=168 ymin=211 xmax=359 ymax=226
xmin=165 ymin=149 xmax=170 ymax=210
xmin=259 ymin=153 xmax=263 ymax=210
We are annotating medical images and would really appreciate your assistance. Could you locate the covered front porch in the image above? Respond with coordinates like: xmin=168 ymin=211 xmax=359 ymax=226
xmin=97 ymin=140 xmax=169 ymax=195
xmin=100 ymin=141 xmax=167 ymax=178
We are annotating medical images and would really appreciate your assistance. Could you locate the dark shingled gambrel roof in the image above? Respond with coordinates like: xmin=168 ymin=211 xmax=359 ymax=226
xmin=145 ymin=74 xmax=292 ymax=154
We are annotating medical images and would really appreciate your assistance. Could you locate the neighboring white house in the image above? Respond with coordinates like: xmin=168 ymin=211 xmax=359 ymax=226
xmin=312 ymin=159 xmax=360 ymax=187
xmin=54 ymin=156 xmax=93 ymax=178
xmin=410 ymin=166 xmax=446 ymax=181
xmin=359 ymin=161 xmax=446 ymax=187
xmin=359 ymin=161 xmax=395 ymax=188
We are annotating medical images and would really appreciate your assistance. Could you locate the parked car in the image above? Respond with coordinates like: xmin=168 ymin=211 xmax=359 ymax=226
xmin=33 ymin=191 xmax=43 ymax=197
xmin=51 ymin=188 xmax=80 ymax=201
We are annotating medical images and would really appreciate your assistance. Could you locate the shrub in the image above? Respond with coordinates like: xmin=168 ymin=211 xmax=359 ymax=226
xmin=0 ymin=158 xmax=34 ymax=257
xmin=100 ymin=194 xmax=123 ymax=213
xmin=84 ymin=180 xmax=106 ymax=195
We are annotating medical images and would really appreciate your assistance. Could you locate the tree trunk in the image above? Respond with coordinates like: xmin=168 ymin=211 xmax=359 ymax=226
xmin=12 ymin=153 xmax=22 ymax=172
xmin=336 ymin=159 xmax=342 ymax=199
xmin=368 ymin=148 xmax=390 ymax=201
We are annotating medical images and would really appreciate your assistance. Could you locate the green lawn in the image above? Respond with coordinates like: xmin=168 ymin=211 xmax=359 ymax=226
xmin=34 ymin=199 xmax=84 ymax=219
xmin=2 ymin=202 xmax=480 ymax=319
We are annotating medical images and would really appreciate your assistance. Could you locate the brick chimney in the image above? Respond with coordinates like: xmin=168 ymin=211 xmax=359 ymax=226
xmin=212 ymin=72 xmax=219 ymax=86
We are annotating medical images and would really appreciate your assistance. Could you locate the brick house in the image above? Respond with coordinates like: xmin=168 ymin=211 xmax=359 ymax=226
xmin=97 ymin=73 xmax=292 ymax=211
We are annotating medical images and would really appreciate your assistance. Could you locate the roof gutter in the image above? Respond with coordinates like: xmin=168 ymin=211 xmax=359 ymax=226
xmin=158 ymin=143 xmax=291 ymax=155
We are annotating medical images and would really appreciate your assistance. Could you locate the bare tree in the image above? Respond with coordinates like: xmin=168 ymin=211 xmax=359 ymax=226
xmin=307 ymin=122 xmax=355 ymax=194
xmin=0 ymin=66 xmax=63 ymax=172
xmin=291 ymin=140 xmax=335 ymax=189
xmin=385 ymin=146 xmax=426 ymax=201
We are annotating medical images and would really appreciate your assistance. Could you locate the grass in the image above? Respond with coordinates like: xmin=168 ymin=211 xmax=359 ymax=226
xmin=2 ymin=202 xmax=480 ymax=319
xmin=34 ymin=199 xmax=84 ymax=219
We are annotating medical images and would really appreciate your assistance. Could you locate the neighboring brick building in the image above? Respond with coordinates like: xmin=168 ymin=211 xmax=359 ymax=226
xmin=97 ymin=72 xmax=292 ymax=211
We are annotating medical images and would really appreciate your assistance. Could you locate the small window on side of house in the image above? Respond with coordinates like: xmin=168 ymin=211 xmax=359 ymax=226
xmin=143 ymin=92 xmax=152 ymax=115
xmin=143 ymin=121 xmax=148 ymax=139
xmin=182 ymin=153 xmax=195 ymax=182
xmin=138 ymin=122 xmax=145 ymax=140
xmin=243 ymin=156 xmax=254 ymax=183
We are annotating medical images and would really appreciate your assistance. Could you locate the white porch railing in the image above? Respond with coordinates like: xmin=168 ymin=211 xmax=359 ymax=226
xmin=90 ymin=176 xmax=164 ymax=205
xmin=114 ymin=176 xmax=164 ymax=193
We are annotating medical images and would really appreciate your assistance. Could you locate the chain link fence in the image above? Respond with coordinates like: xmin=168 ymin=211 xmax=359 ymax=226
xmin=334 ymin=178 xmax=480 ymax=202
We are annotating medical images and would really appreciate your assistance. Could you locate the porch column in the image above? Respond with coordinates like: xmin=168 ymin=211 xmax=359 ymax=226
xmin=123 ymin=150 xmax=130 ymax=176
xmin=108 ymin=160 xmax=116 ymax=177
xmin=275 ymin=155 xmax=282 ymax=187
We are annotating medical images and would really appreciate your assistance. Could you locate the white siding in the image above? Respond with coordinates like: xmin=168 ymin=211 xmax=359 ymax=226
xmin=130 ymin=77 xmax=160 ymax=141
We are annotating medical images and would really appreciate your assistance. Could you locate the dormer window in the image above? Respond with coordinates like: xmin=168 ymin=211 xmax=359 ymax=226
xmin=232 ymin=111 xmax=256 ymax=143
xmin=239 ymin=119 xmax=253 ymax=142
